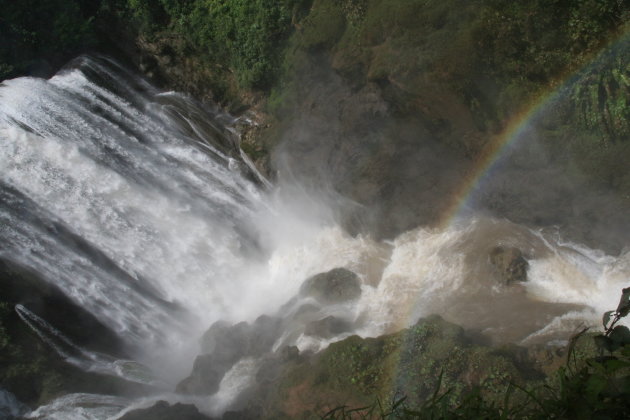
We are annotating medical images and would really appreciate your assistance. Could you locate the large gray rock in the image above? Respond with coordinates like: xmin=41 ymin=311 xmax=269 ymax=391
xmin=177 ymin=315 xmax=283 ymax=395
xmin=489 ymin=246 xmax=529 ymax=284
xmin=299 ymin=268 xmax=362 ymax=304
xmin=118 ymin=401 xmax=213 ymax=420
xmin=176 ymin=352 xmax=232 ymax=395
xmin=304 ymin=316 xmax=353 ymax=339
xmin=199 ymin=321 xmax=251 ymax=360
xmin=178 ymin=269 xmax=361 ymax=397
xmin=200 ymin=316 xmax=282 ymax=356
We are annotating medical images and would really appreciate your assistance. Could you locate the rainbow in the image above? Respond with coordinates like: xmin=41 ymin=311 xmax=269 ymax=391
xmin=436 ymin=98 xmax=550 ymax=228
xmin=437 ymin=28 xmax=630 ymax=229
xmin=376 ymin=26 xmax=630 ymax=407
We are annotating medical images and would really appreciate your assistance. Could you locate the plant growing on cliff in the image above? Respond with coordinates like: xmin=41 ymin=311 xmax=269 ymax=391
xmin=597 ymin=287 xmax=630 ymax=351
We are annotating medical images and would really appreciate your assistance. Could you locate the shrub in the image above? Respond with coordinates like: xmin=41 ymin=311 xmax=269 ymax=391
xmin=0 ymin=0 xmax=99 ymax=79
xmin=122 ymin=0 xmax=308 ymax=90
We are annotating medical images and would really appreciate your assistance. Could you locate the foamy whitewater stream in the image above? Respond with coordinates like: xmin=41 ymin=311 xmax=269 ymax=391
xmin=1 ymin=56 xmax=628 ymax=419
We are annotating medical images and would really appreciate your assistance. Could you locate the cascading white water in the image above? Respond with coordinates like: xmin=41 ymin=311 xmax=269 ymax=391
xmin=0 ymin=56 xmax=372 ymax=379
xmin=0 ymin=56 xmax=275 ymax=356
xmin=2 ymin=56 xmax=629 ymax=419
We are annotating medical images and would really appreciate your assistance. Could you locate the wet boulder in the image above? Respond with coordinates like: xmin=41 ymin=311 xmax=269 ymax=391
xmin=299 ymin=268 xmax=362 ymax=304
xmin=489 ymin=246 xmax=529 ymax=284
xmin=247 ymin=315 xmax=284 ymax=355
xmin=118 ymin=400 xmax=213 ymax=420
xmin=200 ymin=321 xmax=250 ymax=361
xmin=177 ymin=315 xmax=283 ymax=395
xmin=304 ymin=316 xmax=353 ymax=339
xmin=176 ymin=352 xmax=231 ymax=395
xmin=200 ymin=316 xmax=282 ymax=358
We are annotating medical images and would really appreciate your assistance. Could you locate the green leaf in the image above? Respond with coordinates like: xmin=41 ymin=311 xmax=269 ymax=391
xmin=594 ymin=334 xmax=614 ymax=352
xmin=588 ymin=358 xmax=610 ymax=375
xmin=609 ymin=326 xmax=630 ymax=347
xmin=603 ymin=310 xmax=614 ymax=329
xmin=616 ymin=287 xmax=630 ymax=317
xmin=602 ymin=357 xmax=630 ymax=374
xmin=585 ymin=374 xmax=607 ymax=404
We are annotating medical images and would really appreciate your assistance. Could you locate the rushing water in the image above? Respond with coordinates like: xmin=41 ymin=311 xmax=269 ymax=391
xmin=1 ymin=56 xmax=629 ymax=418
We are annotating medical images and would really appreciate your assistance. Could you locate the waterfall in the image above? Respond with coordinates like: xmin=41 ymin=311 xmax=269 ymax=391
xmin=2 ymin=55 xmax=629 ymax=419
xmin=0 ymin=56 xmax=365 ymax=380
xmin=0 ymin=55 xmax=277 ymax=364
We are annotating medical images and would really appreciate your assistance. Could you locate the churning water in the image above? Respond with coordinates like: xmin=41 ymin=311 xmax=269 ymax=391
xmin=1 ymin=56 xmax=628 ymax=419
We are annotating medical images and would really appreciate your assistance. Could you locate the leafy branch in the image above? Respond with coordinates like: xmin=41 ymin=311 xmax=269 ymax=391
xmin=597 ymin=287 xmax=630 ymax=352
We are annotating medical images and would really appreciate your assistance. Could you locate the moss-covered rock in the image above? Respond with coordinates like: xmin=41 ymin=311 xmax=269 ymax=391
xmin=258 ymin=315 xmax=550 ymax=418
xmin=251 ymin=0 xmax=630 ymax=249
xmin=172 ymin=312 xmax=609 ymax=418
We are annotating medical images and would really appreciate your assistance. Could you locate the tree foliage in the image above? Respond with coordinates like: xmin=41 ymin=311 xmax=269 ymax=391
xmin=0 ymin=0 xmax=101 ymax=79
xmin=122 ymin=0 xmax=310 ymax=89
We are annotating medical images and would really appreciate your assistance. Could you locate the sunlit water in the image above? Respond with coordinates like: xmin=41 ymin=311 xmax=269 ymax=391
xmin=1 ymin=56 xmax=628 ymax=419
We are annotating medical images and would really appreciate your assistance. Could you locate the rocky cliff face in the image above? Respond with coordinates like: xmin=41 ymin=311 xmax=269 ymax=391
xmin=171 ymin=314 xmax=598 ymax=419
xmin=106 ymin=1 xmax=630 ymax=250
xmin=0 ymin=259 xmax=152 ymax=407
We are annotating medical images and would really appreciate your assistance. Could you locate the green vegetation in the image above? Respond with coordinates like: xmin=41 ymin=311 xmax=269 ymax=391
xmin=121 ymin=0 xmax=311 ymax=90
xmin=0 ymin=0 xmax=310 ymax=93
xmin=2 ymin=0 xmax=626 ymax=122
xmin=0 ymin=0 xmax=101 ymax=79
xmin=298 ymin=0 xmax=346 ymax=50
xmin=570 ymin=33 xmax=630 ymax=144
xmin=552 ymin=29 xmax=630 ymax=195
xmin=270 ymin=0 xmax=628 ymax=125
xmin=476 ymin=0 xmax=629 ymax=118
xmin=180 ymin=0 xmax=296 ymax=88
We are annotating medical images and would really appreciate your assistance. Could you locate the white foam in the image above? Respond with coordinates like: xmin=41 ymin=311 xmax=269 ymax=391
xmin=24 ymin=393 xmax=128 ymax=420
